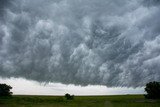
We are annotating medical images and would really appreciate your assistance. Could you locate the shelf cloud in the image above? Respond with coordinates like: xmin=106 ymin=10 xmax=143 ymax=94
xmin=0 ymin=0 xmax=160 ymax=87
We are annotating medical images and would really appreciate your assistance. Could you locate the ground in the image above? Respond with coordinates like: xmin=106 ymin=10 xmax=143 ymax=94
xmin=0 ymin=95 xmax=160 ymax=107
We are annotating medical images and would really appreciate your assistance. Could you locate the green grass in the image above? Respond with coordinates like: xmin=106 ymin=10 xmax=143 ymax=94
xmin=0 ymin=95 xmax=160 ymax=107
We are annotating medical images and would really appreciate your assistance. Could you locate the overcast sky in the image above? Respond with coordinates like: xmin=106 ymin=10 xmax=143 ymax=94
xmin=0 ymin=0 xmax=160 ymax=95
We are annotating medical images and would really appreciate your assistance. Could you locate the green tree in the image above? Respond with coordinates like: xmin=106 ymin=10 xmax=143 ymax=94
xmin=65 ymin=93 xmax=74 ymax=100
xmin=144 ymin=81 xmax=160 ymax=99
xmin=0 ymin=84 xmax=12 ymax=96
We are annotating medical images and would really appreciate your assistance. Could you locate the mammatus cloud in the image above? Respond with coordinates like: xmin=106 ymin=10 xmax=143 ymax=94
xmin=0 ymin=0 xmax=160 ymax=87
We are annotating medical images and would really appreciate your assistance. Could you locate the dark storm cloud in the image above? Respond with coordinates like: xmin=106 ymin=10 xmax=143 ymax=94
xmin=142 ymin=0 xmax=160 ymax=7
xmin=0 ymin=0 xmax=160 ymax=87
xmin=0 ymin=0 xmax=12 ymax=20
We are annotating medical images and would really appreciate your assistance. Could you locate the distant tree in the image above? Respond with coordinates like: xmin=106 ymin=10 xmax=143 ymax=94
xmin=144 ymin=81 xmax=160 ymax=99
xmin=0 ymin=84 xmax=12 ymax=96
xmin=65 ymin=93 xmax=74 ymax=100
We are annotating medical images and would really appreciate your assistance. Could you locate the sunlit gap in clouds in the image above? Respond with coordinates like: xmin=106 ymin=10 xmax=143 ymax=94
xmin=0 ymin=77 xmax=145 ymax=95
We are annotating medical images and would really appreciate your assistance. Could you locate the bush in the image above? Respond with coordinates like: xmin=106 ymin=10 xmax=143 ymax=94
xmin=65 ymin=93 xmax=74 ymax=100
xmin=144 ymin=81 xmax=160 ymax=99
xmin=0 ymin=84 xmax=12 ymax=96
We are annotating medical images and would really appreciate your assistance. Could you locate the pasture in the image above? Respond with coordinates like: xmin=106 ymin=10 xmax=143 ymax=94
xmin=0 ymin=95 xmax=160 ymax=107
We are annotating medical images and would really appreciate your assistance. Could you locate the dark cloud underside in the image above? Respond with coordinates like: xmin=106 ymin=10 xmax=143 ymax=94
xmin=0 ymin=0 xmax=160 ymax=87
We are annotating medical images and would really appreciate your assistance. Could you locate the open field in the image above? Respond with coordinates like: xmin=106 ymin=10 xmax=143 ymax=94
xmin=0 ymin=95 xmax=160 ymax=107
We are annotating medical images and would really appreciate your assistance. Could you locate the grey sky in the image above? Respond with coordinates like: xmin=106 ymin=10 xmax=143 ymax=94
xmin=0 ymin=0 xmax=160 ymax=90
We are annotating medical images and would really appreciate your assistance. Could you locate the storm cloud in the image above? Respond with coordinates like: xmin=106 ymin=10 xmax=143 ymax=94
xmin=0 ymin=0 xmax=160 ymax=87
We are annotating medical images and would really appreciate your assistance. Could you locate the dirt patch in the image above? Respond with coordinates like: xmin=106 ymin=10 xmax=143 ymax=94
xmin=0 ymin=105 xmax=8 ymax=107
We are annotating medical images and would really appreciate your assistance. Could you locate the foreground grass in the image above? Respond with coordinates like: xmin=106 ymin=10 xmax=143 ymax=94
xmin=0 ymin=95 xmax=160 ymax=107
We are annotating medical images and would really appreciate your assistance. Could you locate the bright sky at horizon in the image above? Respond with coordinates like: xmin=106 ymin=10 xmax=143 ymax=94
xmin=0 ymin=77 xmax=145 ymax=95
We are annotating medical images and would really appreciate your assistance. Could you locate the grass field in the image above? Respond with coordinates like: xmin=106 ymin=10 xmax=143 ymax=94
xmin=0 ymin=95 xmax=160 ymax=107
